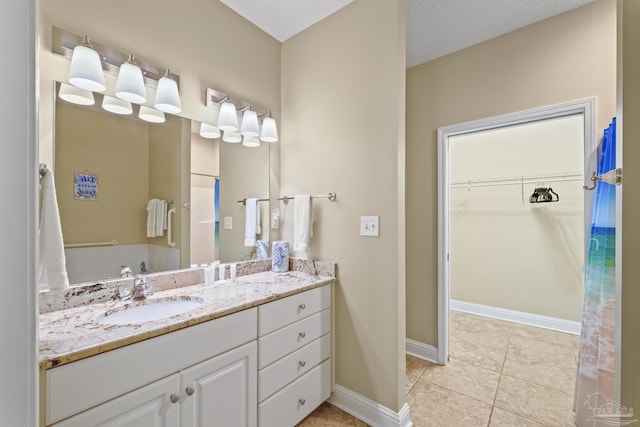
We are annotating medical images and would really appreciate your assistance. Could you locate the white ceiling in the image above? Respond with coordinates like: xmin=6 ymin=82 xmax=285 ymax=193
xmin=221 ymin=0 xmax=597 ymax=68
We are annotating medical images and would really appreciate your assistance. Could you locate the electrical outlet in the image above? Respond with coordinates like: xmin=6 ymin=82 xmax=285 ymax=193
xmin=224 ymin=216 xmax=232 ymax=230
xmin=360 ymin=216 xmax=379 ymax=237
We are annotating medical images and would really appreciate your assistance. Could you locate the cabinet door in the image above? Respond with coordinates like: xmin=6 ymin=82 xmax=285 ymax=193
xmin=51 ymin=374 xmax=180 ymax=427
xmin=181 ymin=341 xmax=257 ymax=427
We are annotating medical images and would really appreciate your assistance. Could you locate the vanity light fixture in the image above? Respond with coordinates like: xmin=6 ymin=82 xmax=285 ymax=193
xmin=222 ymin=130 xmax=242 ymax=143
xmin=68 ymin=36 xmax=106 ymax=92
xmin=259 ymin=111 xmax=279 ymax=142
xmin=154 ymin=69 xmax=182 ymax=114
xmin=240 ymin=106 xmax=260 ymax=137
xmin=115 ymin=54 xmax=147 ymax=104
xmin=138 ymin=106 xmax=165 ymax=123
xmin=205 ymin=88 xmax=278 ymax=145
xmin=58 ymin=83 xmax=95 ymax=105
xmin=218 ymin=97 xmax=239 ymax=132
xmin=101 ymin=95 xmax=133 ymax=115
xmin=242 ymin=135 xmax=261 ymax=148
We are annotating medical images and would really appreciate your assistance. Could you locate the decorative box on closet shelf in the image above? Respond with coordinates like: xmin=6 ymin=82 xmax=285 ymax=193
xmin=257 ymin=284 xmax=332 ymax=427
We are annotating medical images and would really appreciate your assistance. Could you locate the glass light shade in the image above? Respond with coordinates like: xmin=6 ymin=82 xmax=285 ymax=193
xmin=259 ymin=116 xmax=279 ymax=142
xmin=58 ymin=83 xmax=95 ymax=105
xmin=222 ymin=130 xmax=241 ymax=143
xmin=199 ymin=122 xmax=221 ymax=139
xmin=217 ymin=101 xmax=238 ymax=131
xmin=154 ymin=72 xmax=182 ymax=114
xmin=115 ymin=58 xmax=147 ymax=104
xmin=138 ymin=106 xmax=165 ymax=123
xmin=242 ymin=135 xmax=260 ymax=148
xmin=68 ymin=44 xmax=106 ymax=92
xmin=240 ymin=109 xmax=260 ymax=137
xmin=101 ymin=95 xmax=133 ymax=115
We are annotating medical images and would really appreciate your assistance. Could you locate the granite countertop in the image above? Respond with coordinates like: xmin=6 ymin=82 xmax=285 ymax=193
xmin=39 ymin=271 xmax=334 ymax=370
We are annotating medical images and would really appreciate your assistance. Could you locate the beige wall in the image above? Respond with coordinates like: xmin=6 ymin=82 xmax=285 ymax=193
xmin=281 ymin=0 xmax=407 ymax=412
xmin=406 ymin=0 xmax=617 ymax=346
xmin=618 ymin=0 xmax=640 ymax=415
xmin=450 ymin=116 xmax=584 ymax=321
xmin=54 ymin=100 xmax=150 ymax=245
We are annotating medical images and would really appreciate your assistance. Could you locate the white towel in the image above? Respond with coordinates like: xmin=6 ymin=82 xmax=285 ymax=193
xmin=244 ymin=198 xmax=258 ymax=246
xmin=146 ymin=199 xmax=166 ymax=237
xmin=293 ymin=195 xmax=312 ymax=255
xmin=39 ymin=165 xmax=70 ymax=291
xmin=255 ymin=201 xmax=262 ymax=235
xmin=155 ymin=200 xmax=166 ymax=237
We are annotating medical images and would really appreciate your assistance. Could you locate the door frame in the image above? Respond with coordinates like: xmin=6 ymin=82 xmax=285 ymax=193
xmin=436 ymin=98 xmax=597 ymax=365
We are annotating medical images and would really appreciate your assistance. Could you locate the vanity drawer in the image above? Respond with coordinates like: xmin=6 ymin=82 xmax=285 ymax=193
xmin=258 ymin=285 xmax=331 ymax=336
xmin=258 ymin=308 xmax=330 ymax=369
xmin=258 ymin=359 xmax=331 ymax=427
xmin=258 ymin=333 xmax=331 ymax=402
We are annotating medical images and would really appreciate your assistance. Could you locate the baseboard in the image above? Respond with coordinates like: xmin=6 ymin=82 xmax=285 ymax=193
xmin=450 ymin=299 xmax=581 ymax=335
xmin=405 ymin=338 xmax=439 ymax=364
xmin=328 ymin=384 xmax=413 ymax=427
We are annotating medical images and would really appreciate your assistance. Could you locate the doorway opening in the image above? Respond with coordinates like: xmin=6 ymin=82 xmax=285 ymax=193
xmin=437 ymin=98 xmax=597 ymax=365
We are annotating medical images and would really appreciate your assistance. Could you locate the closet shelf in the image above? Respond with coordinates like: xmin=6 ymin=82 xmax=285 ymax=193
xmin=450 ymin=172 xmax=583 ymax=189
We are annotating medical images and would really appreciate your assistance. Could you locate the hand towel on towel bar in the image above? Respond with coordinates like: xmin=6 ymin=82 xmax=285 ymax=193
xmin=293 ymin=194 xmax=312 ymax=254
xmin=146 ymin=199 xmax=166 ymax=237
xmin=244 ymin=198 xmax=258 ymax=246
xmin=39 ymin=164 xmax=70 ymax=291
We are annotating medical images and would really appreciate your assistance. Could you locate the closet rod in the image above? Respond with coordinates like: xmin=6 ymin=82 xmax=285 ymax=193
xmin=451 ymin=172 xmax=582 ymax=188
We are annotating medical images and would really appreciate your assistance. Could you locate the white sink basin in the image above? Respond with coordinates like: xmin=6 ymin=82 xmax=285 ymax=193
xmin=96 ymin=297 xmax=204 ymax=325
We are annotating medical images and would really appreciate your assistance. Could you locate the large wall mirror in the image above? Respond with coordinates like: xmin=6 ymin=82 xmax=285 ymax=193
xmin=51 ymin=85 xmax=271 ymax=286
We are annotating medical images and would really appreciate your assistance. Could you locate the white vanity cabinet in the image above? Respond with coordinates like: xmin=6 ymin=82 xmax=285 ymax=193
xmin=257 ymin=285 xmax=332 ymax=427
xmin=45 ymin=308 xmax=257 ymax=427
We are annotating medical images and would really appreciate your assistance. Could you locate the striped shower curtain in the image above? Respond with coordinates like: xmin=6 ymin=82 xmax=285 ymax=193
xmin=574 ymin=118 xmax=628 ymax=426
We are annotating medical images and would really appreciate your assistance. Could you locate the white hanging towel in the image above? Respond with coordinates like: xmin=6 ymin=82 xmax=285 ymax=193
xmin=39 ymin=165 xmax=70 ymax=291
xmin=146 ymin=199 xmax=166 ymax=237
xmin=255 ymin=201 xmax=262 ymax=235
xmin=244 ymin=198 xmax=258 ymax=246
xmin=293 ymin=195 xmax=312 ymax=255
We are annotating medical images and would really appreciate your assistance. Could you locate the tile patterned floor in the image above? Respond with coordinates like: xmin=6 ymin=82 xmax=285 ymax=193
xmin=298 ymin=311 xmax=579 ymax=426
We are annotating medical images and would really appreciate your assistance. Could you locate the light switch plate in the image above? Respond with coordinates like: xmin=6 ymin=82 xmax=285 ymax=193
xmin=224 ymin=216 xmax=232 ymax=230
xmin=360 ymin=216 xmax=379 ymax=237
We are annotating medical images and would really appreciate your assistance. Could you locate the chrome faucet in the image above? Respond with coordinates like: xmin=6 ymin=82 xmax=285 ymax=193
xmin=118 ymin=274 xmax=153 ymax=301
xmin=120 ymin=265 xmax=134 ymax=278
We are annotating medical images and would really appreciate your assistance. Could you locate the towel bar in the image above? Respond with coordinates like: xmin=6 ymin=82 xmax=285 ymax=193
xmin=278 ymin=192 xmax=337 ymax=202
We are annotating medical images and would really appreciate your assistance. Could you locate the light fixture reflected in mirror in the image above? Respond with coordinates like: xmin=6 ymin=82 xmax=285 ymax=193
xmin=240 ymin=108 xmax=259 ymax=137
xmin=200 ymin=122 xmax=221 ymax=139
xmin=218 ymin=99 xmax=238 ymax=131
xmin=222 ymin=130 xmax=241 ymax=143
xmin=154 ymin=69 xmax=182 ymax=114
xmin=58 ymin=83 xmax=95 ymax=105
xmin=259 ymin=113 xmax=279 ymax=142
xmin=115 ymin=54 xmax=147 ymax=104
xmin=242 ymin=135 xmax=260 ymax=148
xmin=68 ymin=36 xmax=106 ymax=92
xmin=102 ymin=95 xmax=133 ymax=115
xmin=138 ymin=106 xmax=165 ymax=123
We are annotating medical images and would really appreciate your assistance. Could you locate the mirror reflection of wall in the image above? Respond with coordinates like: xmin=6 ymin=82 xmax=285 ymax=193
xmin=190 ymin=127 xmax=220 ymax=265
xmin=54 ymin=89 xmax=189 ymax=284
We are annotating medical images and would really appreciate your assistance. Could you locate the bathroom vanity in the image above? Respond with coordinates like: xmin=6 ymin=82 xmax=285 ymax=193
xmin=39 ymin=263 xmax=334 ymax=427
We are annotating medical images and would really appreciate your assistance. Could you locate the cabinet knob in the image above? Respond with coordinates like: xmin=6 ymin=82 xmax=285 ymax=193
xmin=299 ymin=360 xmax=306 ymax=368
xmin=298 ymin=398 xmax=306 ymax=406
xmin=186 ymin=386 xmax=195 ymax=396
xmin=298 ymin=331 xmax=306 ymax=339
xmin=298 ymin=304 xmax=306 ymax=311
xmin=170 ymin=394 xmax=180 ymax=404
